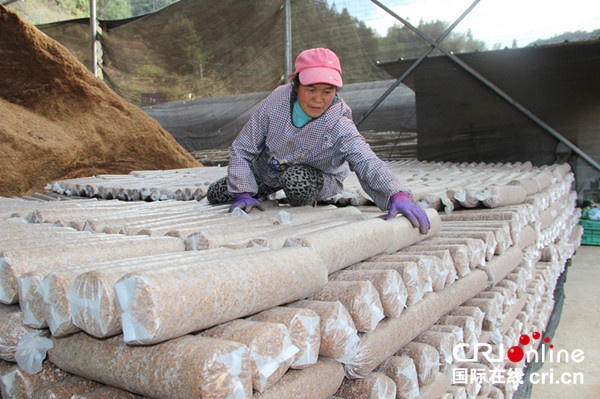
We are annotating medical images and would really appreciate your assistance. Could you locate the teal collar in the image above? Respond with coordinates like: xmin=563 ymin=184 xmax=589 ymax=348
xmin=292 ymin=95 xmax=339 ymax=128
xmin=292 ymin=100 xmax=313 ymax=127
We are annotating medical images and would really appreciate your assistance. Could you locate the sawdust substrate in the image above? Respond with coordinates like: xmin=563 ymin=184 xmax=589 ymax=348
xmin=0 ymin=5 xmax=201 ymax=197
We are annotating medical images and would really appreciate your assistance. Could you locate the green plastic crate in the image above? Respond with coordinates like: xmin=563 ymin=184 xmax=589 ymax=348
xmin=579 ymin=219 xmax=600 ymax=246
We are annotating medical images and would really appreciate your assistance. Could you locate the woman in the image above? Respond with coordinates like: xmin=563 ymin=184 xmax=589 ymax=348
xmin=207 ymin=47 xmax=429 ymax=234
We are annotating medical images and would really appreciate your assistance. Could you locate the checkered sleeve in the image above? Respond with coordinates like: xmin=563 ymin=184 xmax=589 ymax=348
xmin=226 ymin=98 xmax=270 ymax=195
xmin=338 ymin=119 xmax=404 ymax=210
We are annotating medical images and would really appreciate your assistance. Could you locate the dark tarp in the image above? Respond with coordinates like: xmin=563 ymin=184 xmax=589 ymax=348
xmin=142 ymin=80 xmax=416 ymax=152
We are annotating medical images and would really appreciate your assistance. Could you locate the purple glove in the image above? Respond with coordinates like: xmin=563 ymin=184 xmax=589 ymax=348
xmin=384 ymin=192 xmax=430 ymax=234
xmin=229 ymin=192 xmax=265 ymax=213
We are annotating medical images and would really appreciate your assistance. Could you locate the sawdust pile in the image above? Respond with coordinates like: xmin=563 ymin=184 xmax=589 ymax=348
xmin=0 ymin=6 xmax=201 ymax=197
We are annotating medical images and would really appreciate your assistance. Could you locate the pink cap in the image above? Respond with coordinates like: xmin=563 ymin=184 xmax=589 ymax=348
xmin=287 ymin=48 xmax=343 ymax=87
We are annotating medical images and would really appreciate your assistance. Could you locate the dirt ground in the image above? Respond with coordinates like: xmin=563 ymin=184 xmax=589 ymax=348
xmin=0 ymin=5 xmax=201 ymax=198
xmin=530 ymin=245 xmax=600 ymax=399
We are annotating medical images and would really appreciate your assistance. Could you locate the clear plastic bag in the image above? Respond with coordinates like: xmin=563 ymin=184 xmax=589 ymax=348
xmin=396 ymin=342 xmax=440 ymax=386
xmin=114 ymin=247 xmax=327 ymax=345
xmin=201 ymin=319 xmax=298 ymax=392
xmin=48 ymin=333 xmax=253 ymax=398
xmin=248 ymin=306 xmax=320 ymax=370
xmin=273 ymin=210 xmax=300 ymax=225
xmin=413 ymin=330 xmax=458 ymax=369
xmin=429 ymin=324 xmax=466 ymax=361
xmin=290 ymin=300 xmax=359 ymax=363
xmin=0 ymin=361 xmax=70 ymax=398
xmin=329 ymin=269 xmax=408 ymax=318
xmin=0 ymin=305 xmax=39 ymax=362
xmin=312 ymin=281 xmax=385 ymax=333
xmin=15 ymin=332 xmax=53 ymax=374
xmin=375 ymin=355 xmax=420 ymax=399
xmin=254 ymin=357 xmax=345 ymax=399
xmin=436 ymin=315 xmax=477 ymax=358
xmin=449 ymin=306 xmax=485 ymax=338
xmin=349 ymin=262 xmax=424 ymax=308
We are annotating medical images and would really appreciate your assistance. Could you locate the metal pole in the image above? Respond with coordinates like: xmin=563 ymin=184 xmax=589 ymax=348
xmin=357 ymin=0 xmax=480 ymax=127
xmin=372 ymin=0 xmax=600 ymax=172
xmin=90 ymin=0 xmax=97 ymax=77
xmin=283 ymin=0 xmax=293 ymax=83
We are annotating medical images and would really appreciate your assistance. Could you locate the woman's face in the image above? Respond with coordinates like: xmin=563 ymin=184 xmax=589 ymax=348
xmin=296 ymin=83 xmax=336 ymax=118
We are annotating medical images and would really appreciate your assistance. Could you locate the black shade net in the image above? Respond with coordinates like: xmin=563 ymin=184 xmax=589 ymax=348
xmin=37 ymin=0 xmax=389 ymax=107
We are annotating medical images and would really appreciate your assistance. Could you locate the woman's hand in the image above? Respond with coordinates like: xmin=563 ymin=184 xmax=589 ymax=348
xmin=229 ymin=193 xmax=265 ymax=213
xmin=384 ymin=192 xmax=430 ymax=234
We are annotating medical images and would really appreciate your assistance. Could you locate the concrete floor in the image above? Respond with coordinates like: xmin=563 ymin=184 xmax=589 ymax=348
xmin=530 ymin=245 xmax=600 ymax=399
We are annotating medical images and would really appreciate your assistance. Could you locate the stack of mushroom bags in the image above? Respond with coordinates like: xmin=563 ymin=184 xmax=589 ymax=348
xmin=43 ymin=167 xmax=227 ymax=202
xmin=0 ymin=160 xmax=582 ymax=399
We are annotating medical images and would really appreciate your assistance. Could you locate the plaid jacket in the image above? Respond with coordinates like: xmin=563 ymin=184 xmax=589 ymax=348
xmin=227 ymin=83 xmax=404 ymax=210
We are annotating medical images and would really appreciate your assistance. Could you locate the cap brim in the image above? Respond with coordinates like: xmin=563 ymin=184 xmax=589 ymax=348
xmin=298 ymin=67 xmax=343 ymax=87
